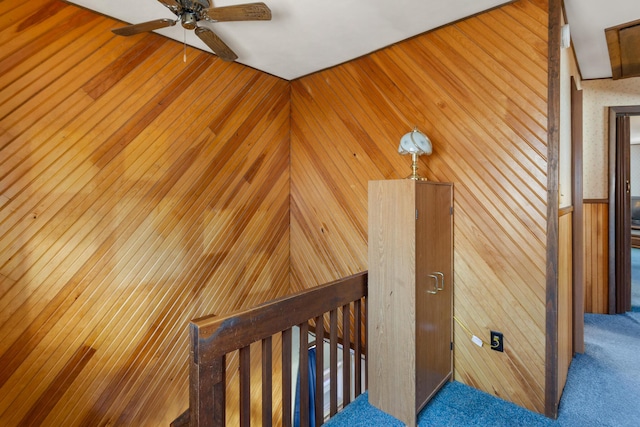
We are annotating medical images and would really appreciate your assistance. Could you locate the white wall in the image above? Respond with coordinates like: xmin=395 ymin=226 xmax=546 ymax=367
xmin=630 ymin=117 xmax=640 ymax=197
xmin=630 ymin=144 xmax=640 ymax=197
xmin=559 ymin=26 xmax=579 ymax=208
xmin=582 ymin=77 xmax=640 ymax=199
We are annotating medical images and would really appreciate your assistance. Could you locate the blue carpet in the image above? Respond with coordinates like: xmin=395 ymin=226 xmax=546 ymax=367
xmin=418 ymin=381 xmax=552 ymax=427
xmin=325 ymin=383 xmax=553 ymax=427
xmin=556 ymin=312 xmax=640 ymax=427
xmin=325 ymin=311 xmax=640 ymax=426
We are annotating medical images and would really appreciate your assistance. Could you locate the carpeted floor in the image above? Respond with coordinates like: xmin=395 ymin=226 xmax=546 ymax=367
xmin=325 ymin=311 xmax=640 ymax=426
xmin=556 ymin=311 xmax=640 ymax=426
xmin=325 ymin=382 xmax=554 ymax=427
xmin=324 ymin=249 xmax=640 ymax=425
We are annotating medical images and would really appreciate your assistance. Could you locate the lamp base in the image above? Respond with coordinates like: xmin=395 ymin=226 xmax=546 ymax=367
xmin=405 ymin=174 xmax=427 ymax=181
xmin=406 ymin=155 xmax=427 ymax=181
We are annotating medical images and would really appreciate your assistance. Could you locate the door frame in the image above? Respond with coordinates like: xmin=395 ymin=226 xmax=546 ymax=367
xmin=571 ymin=77 xmax=584 ymax=353
xmin=609 ymin=106 xmax=640 ymax=314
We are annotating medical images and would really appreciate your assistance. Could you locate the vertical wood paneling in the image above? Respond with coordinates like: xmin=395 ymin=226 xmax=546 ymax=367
xmin=583 ymin=201 xmax=609 ymax=313
xmin=557 ymin=210 xmax=572 ymax=401
xmin=0 ymin=1 xmax=290 ymax=425
xmin=545 ymin=0 xmax=561 ymax=416
xmin=291 ymin=0 xmax=549 ymax=413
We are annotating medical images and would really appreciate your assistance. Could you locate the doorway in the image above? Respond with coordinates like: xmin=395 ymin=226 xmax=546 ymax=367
xmin=629 ymin=116 xmax=640 ymax=311
xmin=609 ymin=107 xmax=640 ymax=313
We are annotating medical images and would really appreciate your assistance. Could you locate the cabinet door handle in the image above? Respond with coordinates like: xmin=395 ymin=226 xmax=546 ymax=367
xmin=434 ymin=272 xmax=445 ymax=291
xmin=426 ymin=275 xmax=439 ymax=294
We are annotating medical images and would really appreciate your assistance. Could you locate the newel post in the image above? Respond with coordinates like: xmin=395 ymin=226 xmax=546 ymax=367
xmin=189 ymin=323 xmax=226 ymax=427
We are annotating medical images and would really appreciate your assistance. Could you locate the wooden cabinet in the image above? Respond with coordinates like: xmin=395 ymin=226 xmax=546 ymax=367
xmin=368 ymin=179 xmax=453 ymax=427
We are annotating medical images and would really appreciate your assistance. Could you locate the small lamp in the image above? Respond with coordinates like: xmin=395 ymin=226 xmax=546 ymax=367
xmin=398 ymin=127 xmax=432 ymax=180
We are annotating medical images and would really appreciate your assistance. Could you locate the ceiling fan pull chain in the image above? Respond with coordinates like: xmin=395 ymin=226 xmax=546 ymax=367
xmin=183 ymin=28 xmax=187 ymax=62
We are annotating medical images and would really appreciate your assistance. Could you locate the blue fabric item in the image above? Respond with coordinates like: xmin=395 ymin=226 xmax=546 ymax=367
xmin=294 ymin=347 xmax=317 ymax=427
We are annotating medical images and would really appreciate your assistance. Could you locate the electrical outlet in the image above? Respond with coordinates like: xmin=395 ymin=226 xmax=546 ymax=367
xmin=490 ymin=331 xmax=504 ymax=352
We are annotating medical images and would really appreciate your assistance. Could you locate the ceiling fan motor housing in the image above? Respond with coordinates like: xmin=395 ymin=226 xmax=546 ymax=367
xmin=193 ymin=0 xmax=210 ymax=6
xmin=178 ymin=0 xmax=210 ymax=29
xmin=181 ymin=0 xmax=210 ymax=12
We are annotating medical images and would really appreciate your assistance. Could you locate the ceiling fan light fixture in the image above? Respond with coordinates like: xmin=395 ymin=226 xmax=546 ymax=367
xmin=181 ymin=12 xmax=198 ymax=29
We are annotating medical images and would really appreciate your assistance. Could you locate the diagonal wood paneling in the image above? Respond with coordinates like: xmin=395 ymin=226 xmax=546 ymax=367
xmin=0 ymin=1 xmax=290 ymax=425
xmin=291 ymin=0 xmax=549 ymax=413
xmin=1 ymin=0 xmax=560 ymax=421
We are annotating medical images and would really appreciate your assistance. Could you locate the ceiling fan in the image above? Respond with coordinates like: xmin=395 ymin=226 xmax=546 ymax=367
xmin=111 ymin=0 xmax=272 ymax=62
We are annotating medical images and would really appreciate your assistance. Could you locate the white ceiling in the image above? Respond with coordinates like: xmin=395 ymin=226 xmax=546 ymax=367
xmin=564 ymin=0 xmax=640 ymax=80
xmin=66 ymin=0 xmax=640 ymax=81
xmin=66 ymin=0 xmax=510 ymax=80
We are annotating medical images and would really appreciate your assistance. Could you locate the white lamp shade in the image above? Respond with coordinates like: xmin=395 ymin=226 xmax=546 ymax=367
xmin=398 ymin=128 xmax=432 ymax=156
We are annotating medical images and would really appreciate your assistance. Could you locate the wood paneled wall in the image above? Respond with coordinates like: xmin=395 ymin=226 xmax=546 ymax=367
xmin=291 ymin=0 xmax=550 ymax=413
xmin=0 ymin=1 xmax=291 ymax=425
xmin=583 ymin=201 xmax=609 ymax=313
xmin=0 ymin=0 xmax=562 ymax=422
xmin=557 ymin=210 xmax=573 ymax=402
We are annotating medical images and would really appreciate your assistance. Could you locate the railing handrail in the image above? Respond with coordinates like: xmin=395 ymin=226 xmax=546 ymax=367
xmin=179 ymin=271 xmax=368 ymax=427
xmin=191 ymin=272 xmax=368 ymax=361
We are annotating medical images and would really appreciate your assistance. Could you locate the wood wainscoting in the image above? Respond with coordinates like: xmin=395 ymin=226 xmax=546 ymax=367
xmin=557 ymin=207 xmax=573 ymax=403
xmin=583 ymin=200 xmax=609 ymax=313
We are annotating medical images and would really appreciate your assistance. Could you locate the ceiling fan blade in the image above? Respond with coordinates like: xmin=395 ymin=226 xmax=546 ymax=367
xmin=157 ymin=0 xmax=180 ymax=7
xmin=204 ymin=2 xmax=272 ymax=22
xmin=157 ymin=0 xmax=181 ymax=14
xmin=112 ymin=18 xmax=177 ymax=36
xmin=195 ymin=27 xmax=238 ymax=61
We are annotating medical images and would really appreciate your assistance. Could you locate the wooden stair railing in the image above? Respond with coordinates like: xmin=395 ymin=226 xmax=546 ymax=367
xmin=171 ymin=272 xmax=368 ymax=427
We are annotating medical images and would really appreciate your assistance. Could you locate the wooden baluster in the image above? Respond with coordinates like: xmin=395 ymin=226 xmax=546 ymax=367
xmin=190 ymin=352 xmax=225 ymax=427
xmin=342 ymin=303 xmax=351 ymax=406
xmin=282 ymin=328 xmax=292 ymax=427
xmin=315 ymin=315 xmax=325 ymax=426
xmin=354 ymin=298 xmax=362 ymax=398
xmin=262 ymin=337 xmax=273 ymax=427
xmin=299 ymin=322 xmax=309 ymax=427
xmin=329 ymin=309 xmax=338 ymax=416
xmin=240 ymin=346 xmax=251 ymax=427
xmin=365 ymin=296 xmax=368 ymax=390
xmin=190 ymin=323 xmax=226 ymax=427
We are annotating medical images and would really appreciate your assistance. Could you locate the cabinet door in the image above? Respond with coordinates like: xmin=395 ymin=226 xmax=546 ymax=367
xmin=415 ymin=183 xmax=453 ymax=412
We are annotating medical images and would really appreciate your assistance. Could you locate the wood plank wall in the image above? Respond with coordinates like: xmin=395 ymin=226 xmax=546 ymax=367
xmin=583 ymin=201 xmax=609 ymax=313
xmin=291 ymin=0 xmax=550 ymax=414
xmin=0 ymin=1 xmax=291 ymax=425
xmin=557 ymin=210 xmax=573 ymax=402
